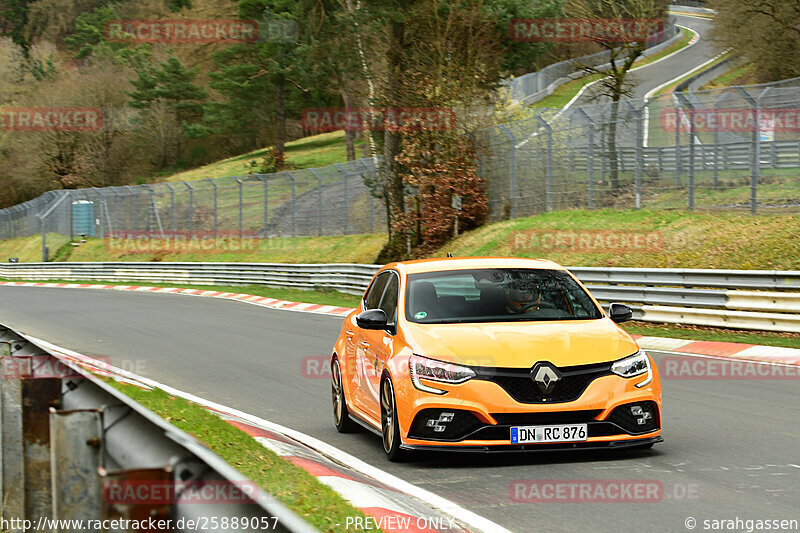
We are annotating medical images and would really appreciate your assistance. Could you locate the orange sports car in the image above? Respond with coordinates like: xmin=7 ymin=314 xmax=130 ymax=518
xmin=330 ymin=257 xmax=662 ymax=460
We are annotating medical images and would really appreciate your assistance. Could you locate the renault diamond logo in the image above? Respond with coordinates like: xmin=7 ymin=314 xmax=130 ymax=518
xmin=531 ymin=362 xmax=561 ymax=394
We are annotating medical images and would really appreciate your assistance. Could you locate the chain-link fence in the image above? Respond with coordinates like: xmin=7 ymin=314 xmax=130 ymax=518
xmin=4 ymin=78 xmax=800 ymax=257
xmin=0 ymin=158 xmax=386 ymax=248
xmin=480 ymin=79 xmax=800 ymax=219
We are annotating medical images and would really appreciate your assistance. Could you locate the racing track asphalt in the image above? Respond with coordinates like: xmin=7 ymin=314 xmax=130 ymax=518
xmin=571 ymin=13 xmax=716 ymax=106
xmin=1 ymin=287 xmax=798 ymax=532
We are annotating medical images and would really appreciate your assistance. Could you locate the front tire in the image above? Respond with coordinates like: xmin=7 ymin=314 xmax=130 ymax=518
xmin=331 ymin=357 xmax=358 ymax=433
xmin=380 ymin=376 xmax=406 ymax=462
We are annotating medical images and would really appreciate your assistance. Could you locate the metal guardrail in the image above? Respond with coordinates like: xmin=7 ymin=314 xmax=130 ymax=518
xmin=1 ymin=263 xmax=799 ymax=332
xmin=0 ymin=323 xmax=317 ymax=533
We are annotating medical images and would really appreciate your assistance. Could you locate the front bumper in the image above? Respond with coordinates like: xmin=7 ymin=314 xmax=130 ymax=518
xmin=396 ymin=361 xmax=662 ymax=449
xmin=400 ymin=435 xmax=663 ymax=453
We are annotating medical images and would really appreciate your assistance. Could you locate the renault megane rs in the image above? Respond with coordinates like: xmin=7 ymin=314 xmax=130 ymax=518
xmin=330 ymin=257 xmax=662 ymax=460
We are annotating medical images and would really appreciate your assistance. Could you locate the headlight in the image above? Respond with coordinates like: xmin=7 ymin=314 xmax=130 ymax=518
xmin=611 ymin=349 xmax=652 ymax=388
xmin=409 ymin=354 xmax=476 ymax=395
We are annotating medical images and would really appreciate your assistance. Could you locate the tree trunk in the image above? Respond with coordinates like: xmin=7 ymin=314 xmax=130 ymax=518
xmin=382 ymin=18 xmax=406 ymax=248
xmin=341 ymin=89 xmax=356 ymax=161
xmin=275 ymin=79 xmax=287 ymax=167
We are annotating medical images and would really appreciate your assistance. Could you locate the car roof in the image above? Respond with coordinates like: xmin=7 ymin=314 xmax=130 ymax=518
xmin=384 ymin=257 xmax=567 ymax=275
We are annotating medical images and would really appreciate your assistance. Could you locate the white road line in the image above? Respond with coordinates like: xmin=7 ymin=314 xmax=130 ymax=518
xmin=642 ymin=47 xmax=731 ymax=147
xmin=28 ymin=336 xmax=512 ymax=533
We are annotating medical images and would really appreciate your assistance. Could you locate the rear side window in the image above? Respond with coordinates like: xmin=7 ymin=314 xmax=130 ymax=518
xmin=364 ymin=272 xmax=390 ymax=309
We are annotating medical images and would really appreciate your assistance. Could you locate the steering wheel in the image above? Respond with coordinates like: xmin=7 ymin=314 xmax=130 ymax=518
xmin=517 ymin=300 xmax=556 ymax=313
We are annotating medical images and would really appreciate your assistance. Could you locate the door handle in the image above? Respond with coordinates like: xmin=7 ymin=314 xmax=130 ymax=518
xmin=346 ymin=330 xmax=355 ymax=336
xmin=360 ymin=341 xmax=370 ymax=347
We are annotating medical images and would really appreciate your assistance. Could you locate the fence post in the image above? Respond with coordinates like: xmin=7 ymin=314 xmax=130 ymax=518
xmin=124 ymin=186 xmax=137 ymax=232
xmin=310 ymin=168 xmax=324 ymax=236
xmin=40 ymin=215 xmax=47 ymax=262
xmin=735 ymin=86 xmax=761 ymax=215
xmin=712 ymin=93 xmax=730 ymax=188
xmin=673 ymin=95 xmax=682 ymax=186
xmin=163 ymin=183 xmax=175 ymax=232
xmin=675 ymin=93 xmax=696 ymax=210
xmin=334 ymin=164 xmax=349 ymax=235
xmin=536 ymin=117 xmax=554 ymax=212
xmin=358 ymin=160 xmax=374 ymax=233
xmin=183 ymin=182 xmax=194 ymax=236
xmin=256 ymin=175 xmax=269 ymax=234
xmin=233 ymin=177 xmax=243 ymax=238
xmin=625 ymin=100 xmax=645 ymax=210
xmin=497 ymin=125 xmax=516 ymax=219
xmin=205 ymin=178 xmax=218 ymax=238
xmin=282 ymin=171 xmax=296 ymax=237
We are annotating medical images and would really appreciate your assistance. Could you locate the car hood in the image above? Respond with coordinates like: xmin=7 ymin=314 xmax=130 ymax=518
xmin=402 ymin=317 xmax=638 ymax=368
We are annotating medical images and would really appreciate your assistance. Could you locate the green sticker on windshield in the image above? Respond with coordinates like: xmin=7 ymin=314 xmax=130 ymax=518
xmin=414 ymin=311 xmax=428 ymax=319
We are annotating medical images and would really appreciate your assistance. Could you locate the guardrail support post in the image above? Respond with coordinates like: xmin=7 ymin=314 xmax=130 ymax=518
xmin=50 ymin=408 xmax=103 ymax=524
xmin=1 ymin=353 xmax=61 ymax=522
xmin=99 ymin=467 xmax=172 ymax=525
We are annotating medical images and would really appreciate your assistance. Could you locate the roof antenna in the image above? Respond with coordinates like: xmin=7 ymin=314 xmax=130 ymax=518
xmin=446 ymin=252 xmax=453 ymax=258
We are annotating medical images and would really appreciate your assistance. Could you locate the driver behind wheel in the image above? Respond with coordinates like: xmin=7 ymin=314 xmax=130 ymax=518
xmin=505 ymin=283 xmax=543 ymax=313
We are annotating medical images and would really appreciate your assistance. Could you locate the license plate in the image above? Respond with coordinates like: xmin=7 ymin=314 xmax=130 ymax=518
xmin=510 ymin=424 xmax=588 ymax=444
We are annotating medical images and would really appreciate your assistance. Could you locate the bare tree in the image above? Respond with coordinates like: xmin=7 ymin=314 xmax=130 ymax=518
xmin=567 ymin=0 xmax=668 ymax=190
xmin=710 ymin=0 xmax=800 ymax=82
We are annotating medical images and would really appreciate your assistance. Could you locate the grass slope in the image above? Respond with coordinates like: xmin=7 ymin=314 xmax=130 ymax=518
xmin=161 ymin=131 xmax=365 ymax=183
xmin=108 ymin=382 xmax=380 ymax=532
xmin=432 ymin=210 xmax=800 ymax=270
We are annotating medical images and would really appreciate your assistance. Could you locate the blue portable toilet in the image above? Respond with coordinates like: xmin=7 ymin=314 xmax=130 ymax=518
xmin=72 ymin=200 xmax=95 ymax=237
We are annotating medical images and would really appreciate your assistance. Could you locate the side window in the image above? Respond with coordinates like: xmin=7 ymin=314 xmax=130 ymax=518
xmin=378 ymin=274 xmax=400 ymax=324
xmin=364 ymin=272 xmax=390 ymax=309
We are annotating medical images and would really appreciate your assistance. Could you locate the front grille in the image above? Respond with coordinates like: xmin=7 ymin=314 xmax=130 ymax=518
xmin=491 ymin=410 xmax=603 ymax=426
xmin=473 ymin=361 xmax=612 ymax=404
xmin=607 ymin=401 xmax=660 ymax=434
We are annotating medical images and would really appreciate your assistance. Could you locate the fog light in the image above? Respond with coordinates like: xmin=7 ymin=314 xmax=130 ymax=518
xmin=631 ymin=405 xmax=652 ymax=425
xmin=426 ymin=412 xmax=454 ymax=432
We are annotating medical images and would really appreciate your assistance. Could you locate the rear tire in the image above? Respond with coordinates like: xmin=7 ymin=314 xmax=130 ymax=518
xmin=331 ymin=357 xmax=358 ymax=433
xmin=380 ymin=376 xmax=407 ymax=462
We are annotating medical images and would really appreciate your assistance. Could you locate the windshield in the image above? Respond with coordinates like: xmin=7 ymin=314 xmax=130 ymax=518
xmin=405 ymin=268 xmax=603 ymax=324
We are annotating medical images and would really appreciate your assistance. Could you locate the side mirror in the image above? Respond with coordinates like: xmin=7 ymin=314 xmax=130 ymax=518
xmin=356 ymin=309 xmax=388 ymax=330
xmin=608 ymin=303 xmax=633 ymax=323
